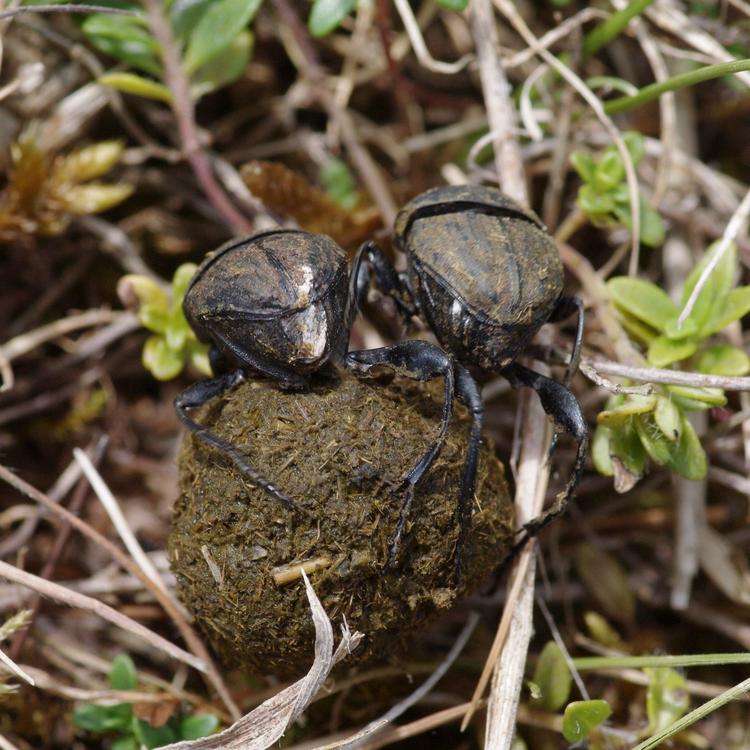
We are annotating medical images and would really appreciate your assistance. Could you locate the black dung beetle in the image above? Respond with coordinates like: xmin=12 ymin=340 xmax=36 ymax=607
xmin=176 ymin=228 xmax=462 ymax=569
xmin=354 ymin=184 xmax=588 ymax=571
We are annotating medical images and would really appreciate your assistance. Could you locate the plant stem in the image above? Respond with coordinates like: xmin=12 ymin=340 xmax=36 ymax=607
xmin=582 ymin=0 xmax=655 ymax=60
xmin=573 ymin=652 xmax=750 ymax=671
xmin=604 ymin=59 xmax=750 ymax=115
xmin=141 ymin=0 xmax=252 ymax=234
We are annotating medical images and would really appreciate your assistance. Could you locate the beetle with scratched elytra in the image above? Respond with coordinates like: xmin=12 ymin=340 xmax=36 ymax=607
xmin=354 ymin=184 xmax=588 ymax=569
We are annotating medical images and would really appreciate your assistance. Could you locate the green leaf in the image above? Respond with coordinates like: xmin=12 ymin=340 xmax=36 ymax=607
xmin=98 ymin=73 xmax=172 ymax=103
xmin=562 ymin=700 xmax=612 ymax=742
xmin=703 ymin=285 xmax=750 ymax=334
xmin=608 ymin=277 xmax=678 ymax=333
xmin=610 ymin=420 xmax=647 ymax=476
xmin=667 ymin=384 xmax=726 ymax=408
xmin=618 ymin=309 xmax=660 ymax=344
xmin=577 ymin=184 xmax=615 ymax=217
xmin=667 ymin=413 xmax=707 ymax=480
xmin=575 ymin=543 xmax=636 ymax=625
xmin=591 ymin=425 xmax=614 ymax=476
xmin=320 ymin=158 xmax=359 ymax=209
xmin=110 ymin=653 xmax=138 ymax=690
xmin=308 ymin=0 xmax=357 ymax=37
xmin=137 ymin=719 xmax=177 ymax=749
xmin=597 ymin=394 xmax=656 ymax=426
xmin=682 ymin=240 xmax=737 ymax=333
xmin=570 ymin=150 xmax=596 ymax=182
xmin=142 ymin=335 xmax=184 ymax=380
xmin=112 ymin=737 xmax=139 ymax=750
xmin=165 ymin=321 xmax=188 ymax=351
xmin=634 ymin=415 xmax=673 ymax=466
xmin=695 ymin=344 xmax=750 ymax=376
xmin=169 ymin=0 xmax=215 ymax=42
xmin=190 ymin=30 xmax=253 ymax=98
xmin=138 ymin=304 xmax=170 ymax=334
xmin=647 ymin=335 xmax=698 ymax=367
xmin=639 ymin=201 xmax=666 ymax=247
xmin=654 ymin=396 xmax=681 ymax=441
xmin=622 ymin=131 xmax=645 ymax=165
xmin=662 ymin=316 xmax=698 ymax=340
xmin=187 ymin=339 xmax=212 ymax=376
xmin=646 ymin=667 xmax=690 ymax=733
xmin=434 ymin=0 xmax=469 ymax=9
xmin=530 ymin=642 xmax=571 ymax=711
xmin=592 ymin=150 xmax=624 ymax=193
xmin=172 ymin=263 xmax=199 ymax=303
xmin=180 ymin=713 xmax=220 ymax=740
xmin=73 ymin=703 xmax=132 ymax=732
xmin=82 ymin=15 xmax=162 ymax=76
xmin=184 ymin=0 xmax=262 ymax=73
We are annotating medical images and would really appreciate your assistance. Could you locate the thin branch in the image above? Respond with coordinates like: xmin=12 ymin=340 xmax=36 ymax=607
xmin=0 ymin=560 xmax=204 ymax=672
xmin=392 ymin=0 xmax=473 ymax=75
xmin=583 ymin=357 xmax=750 ymax=391
xmin=469 ymin=0 xmax=527 ymax=203
xmin=140 ymin=0 xmax=252 ymax=234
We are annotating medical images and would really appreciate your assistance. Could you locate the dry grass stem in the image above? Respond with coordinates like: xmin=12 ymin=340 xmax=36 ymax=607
xmin=0 ymin=560 xmax=205 ymax=672
xmin=74 ymin=448 xmax=169 ymax=595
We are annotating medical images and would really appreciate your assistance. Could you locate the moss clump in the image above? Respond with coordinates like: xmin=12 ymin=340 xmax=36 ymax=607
xmin=169 ymin=371 xmax=513 ymax=676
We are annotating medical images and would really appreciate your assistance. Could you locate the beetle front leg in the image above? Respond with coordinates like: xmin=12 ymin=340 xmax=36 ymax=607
xmin=346 ymin=340 xmax=455 ymax=572
xmin=174 ymin=371 xmax=297 ymax=511
xmin=351 ymin=240 xmax=418 ymax=328
xmin=501 ymin=362 xmax=588 ymax=556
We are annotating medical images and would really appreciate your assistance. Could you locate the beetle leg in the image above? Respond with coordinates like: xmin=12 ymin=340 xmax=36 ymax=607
xmin=453 ymin=364 xmax=483 ymax=585
xmin=548 ymin=295 xmax=584 ymax=387
xmin=501 ymin=362 xmax=588 ymax=556
xmin=345 ymin=340 xmax=455 ymax=572
xmin=174 ymin=370 xmax=297 ymax=511
xmin=351 ymin=240 xmax=418 ymax=326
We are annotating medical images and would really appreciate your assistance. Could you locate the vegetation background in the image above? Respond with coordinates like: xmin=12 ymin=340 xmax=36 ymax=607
xmin=0 ymin=0 xmax=749 ymax=748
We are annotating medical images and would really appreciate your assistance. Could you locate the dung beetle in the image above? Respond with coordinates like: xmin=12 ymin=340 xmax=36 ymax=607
xmin=176 ymin=228 xmax=462 ymax=569
xmin=354 ymin=184 xmax=588 ymax=570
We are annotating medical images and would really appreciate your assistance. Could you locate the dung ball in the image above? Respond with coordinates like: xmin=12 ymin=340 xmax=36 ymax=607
xmin=169 ymin=371 xmax=513 ymax=676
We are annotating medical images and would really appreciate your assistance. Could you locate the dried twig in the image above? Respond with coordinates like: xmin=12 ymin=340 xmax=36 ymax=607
xmin=0 ymin=560 xmax=204 ymax=672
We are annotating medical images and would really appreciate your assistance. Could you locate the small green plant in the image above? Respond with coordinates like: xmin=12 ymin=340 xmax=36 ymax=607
xmin=528 ymin=641 xmax=612 ymax=745
xmin=319 ymin=157 xmax=360 ymax=209
xmin=73 ymin=654 xmax=219 ymax=749
xmin=118 ymin=264 xmax=211 ymax=381
xmin=528 ymin=642 xmax=691 ymax=747
xmin=571 ymin=131 xmax=665 ymax=247
xmin=80 ymin=0 xmax=259 ymax=101
xmin=593 ymin=240 xmax=750 ymax=483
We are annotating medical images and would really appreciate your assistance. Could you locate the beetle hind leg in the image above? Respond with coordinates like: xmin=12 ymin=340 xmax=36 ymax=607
xmin=548 ymin=295 xmax=584 ymax=387
xmin=174 ymin=370 xmax=297 ymax=511
xmin=501 ymin=362 xmax=588 ymax=559
xmin=453 ymin=365 xmax=483 ymax=585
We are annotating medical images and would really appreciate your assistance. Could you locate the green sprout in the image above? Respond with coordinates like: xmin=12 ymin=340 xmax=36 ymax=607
xmin=571 ymin=131 xmax=665 ymax=248
xmin=593 ymin=240 xmax=750 ymax=483
xmin=73 ymin=654 xmax=218 ymax=749
xmin=118 ymin=264 xmax=210 ymax=381
xmin=81 ymin=0 xmax=259 ymax=102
